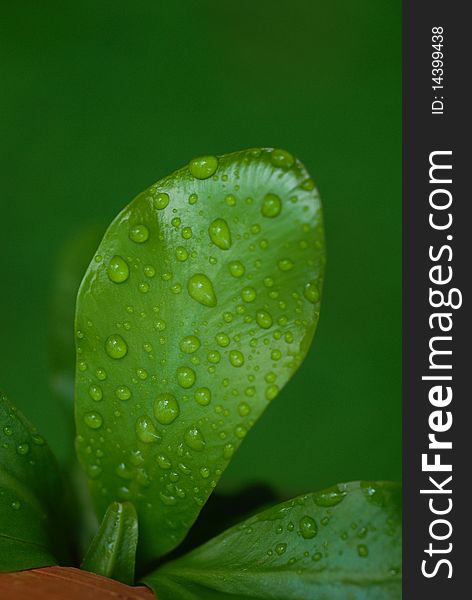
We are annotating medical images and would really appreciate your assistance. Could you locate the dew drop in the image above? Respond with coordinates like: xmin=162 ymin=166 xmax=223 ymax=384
xmin=229 ymin=350 xmax=245 ymax=367
xmin=225 ymin=194 xmax=236 ymax=206
xmin=261 ymin=193 xmax=282 ymax=218
xmin=107 ymin=256 xmax=129 ymax=283
xmin=135 ymin=416 xmax=161 ymax=443
xmin=299 ymin=515 xmax=318 ymax=539
xmin=116 ymin=462 xmax=132 ymax=479
xmin=228 ymin=260 xmax=245 ymax=278
xmin=270 ymin=148 xmax=295 ymax=168
xmin=159 ymin=492 xmax=177 ymax=506
xmin=200 ymin=466 xmax=210 ymax=479
xmin=130 ymin=450 xmax=144 ymax=466
xmin=88 ymin=384 xmax=103 ymax=402
xmin=195 ymin=387 xmax=211 ymax=406
xmin=17 ymin=443 xmax=30 ymax=456
xmin=144 ymin=265 xmax=156 ymax=278
xmin=154 ymin=319 xmax=166 ymax=331
xmin=313 ymin=485 xmax=347 ymax=507
xmin=187 ymin=273 xmax=217 ymax=307
xmin=182 ymin=226 xmax=193 ymax=239
xmin=207 ymin=350 xmax=221 ymax=364
xmin=177 ymin=366 xmax=196 ymax=389
xmin=357 ymin=544 xmax=369 ymax=558
xmin=265 ymin=384 xmax=279 ymax=400
xmin=241 ymin=286 xmax=256 ymax=302
xmin=189 ymin=155 xmax=219 ymax=179
xmin=278 ymin=258 xmax=294 ymax=272
xmin=256 ymin=310 xmax=273 ymax=329
xmin=129 ymin=224 xmax=150 ymax=243
xmin=105 ymin=334 xmax=128 ymax=359
xmin=208 ymin=218 xmax=232 ymax=250
xmin=153 ymin=192 xmax=170 ymax=209
xmin=157 ymin=454 xmax=171 ymax=469
xmin=301 ymin=178 xmax=315 ymax=190
xmin=215 ymin=332 xmax=230 ymax=347
xmin=154 ymin=392 xmax=180 ymax=425
xmin=235 ymin=425 xmax=247 ymax=439
xmin=184 ymin=426 xmax=206 ymax=451
xmin=137 ymin=368 xmax=148 ymax=380
xmin=32 ymin=434 xmax=45 ymax=446
xmin=96 ymin=368 xmax=107 ymax=380
xmin=275 ymin=543 xmax=287 ymax=556
xmin=84 ymin=412 xmax=103 ymax=429
xmin=176 ymin=246 xmax=189 ymax=262
xmin=304 ymin=281 xmax=320 ymax=304
xmin=238 ymin=402 xmax=251 ymax=416
xmin=180 ymin=335 xmax=201 ymax=354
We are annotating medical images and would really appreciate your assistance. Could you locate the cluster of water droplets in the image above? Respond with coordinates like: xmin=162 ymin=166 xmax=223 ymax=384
xmin=234 ymin=483 xmax=400 ymax=578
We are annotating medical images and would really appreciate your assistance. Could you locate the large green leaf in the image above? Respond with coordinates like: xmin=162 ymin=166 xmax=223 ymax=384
xmin=0 ymin=391 xmax=69 ymax=572
xmin=81 ymin=501 xmax=138 ymax=585
xmin=144 ymin=481 xmax=402 ymax=600
xmin=75 ymin=147 xmax=325 ymax=564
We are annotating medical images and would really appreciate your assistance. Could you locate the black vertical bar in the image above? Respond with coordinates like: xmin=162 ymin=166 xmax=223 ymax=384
xmin=404 ymin=2 xmax=468 ymax=597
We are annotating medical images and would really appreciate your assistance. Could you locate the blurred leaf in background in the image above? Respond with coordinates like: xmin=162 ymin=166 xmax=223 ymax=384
xmin=0 ymin=0 xmax=401 ymax=496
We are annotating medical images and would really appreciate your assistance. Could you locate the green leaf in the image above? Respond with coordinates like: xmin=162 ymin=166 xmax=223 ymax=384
xmin=144 ymin=481 xmax=402 ymax=600
xmin=74 ymin=147 xmax=325 ymax=564
xmin=0 ymin=390 xmax=70 ymax=572
xmin=81 ymin=501 xmax=138 ymax=585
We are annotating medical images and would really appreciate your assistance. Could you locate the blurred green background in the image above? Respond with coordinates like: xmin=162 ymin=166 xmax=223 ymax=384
xmin=0 ymin=0 xmax=400 ymax=495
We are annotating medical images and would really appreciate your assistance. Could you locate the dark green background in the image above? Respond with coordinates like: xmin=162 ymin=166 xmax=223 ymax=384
xmin=0 ymin=1 xmax=401 ymax=494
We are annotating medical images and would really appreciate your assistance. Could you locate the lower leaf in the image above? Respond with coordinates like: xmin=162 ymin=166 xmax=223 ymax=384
xmin=81 ymin=501 xmax=138 ymax=585
xmin=144 ymin=481 xmax=401 ymax=600
xmin=0 ymin=391 xmax=70 ymax=572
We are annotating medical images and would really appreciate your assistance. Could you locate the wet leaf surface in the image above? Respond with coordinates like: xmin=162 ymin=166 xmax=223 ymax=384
xmin=0 ymin=392 xmax=69 ymax=572
xmin=145 ymin=481 xmax=401 ymax=600
xmin=75 ymin=148 xmax=325 ymax=564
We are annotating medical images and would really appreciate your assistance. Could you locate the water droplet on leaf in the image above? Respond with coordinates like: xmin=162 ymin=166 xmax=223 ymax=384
xmin=135 ymin=416 xmax=161 ymax=443
xmin=299 ymin=515 xmax=318 ymax=539
xmin=208 ymin=218 xmax=232 ymax=250
xmin=184 ymin=426 xmax=206 ymax=451
xmin=129 ymin=224 xmax=150 ymax=243
xmin=180 ymin=335 xmax=201 ymax=354
xmin=84 ymin=412 xmax=103 ymax=429
xmin=270 ymin=148 xmax=295 ymax=168
xmin=107 ymin=255 xmax=129 ymax=283
xmin=105 ymin=334 xmax=128 ymax=359
xmin=189 ymin=155 xmax=219 ymax=179
xmin=154 ymin=393 xmax=180 ymax=425
xmin=261 ymin=193 xmax=282 ymax=218
xmin=187 ymin=273 xmax=217 ymax=307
